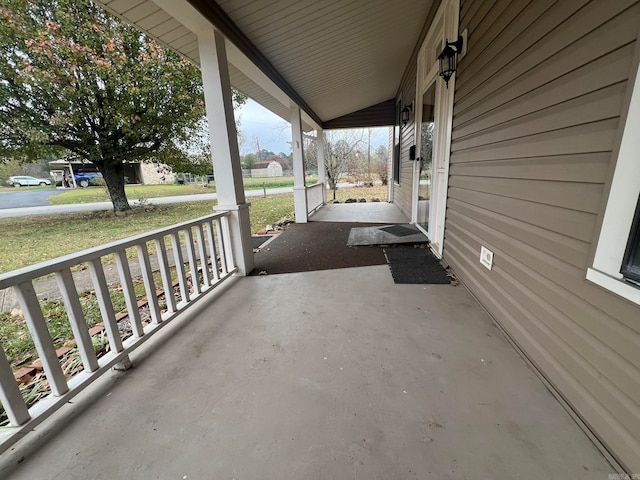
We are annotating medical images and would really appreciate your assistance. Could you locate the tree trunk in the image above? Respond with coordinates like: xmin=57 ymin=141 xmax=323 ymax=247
xmin=99 ymin=161 xmax=131 ymax=212
xmin=327 ymin=171 xmax=337 ymax=201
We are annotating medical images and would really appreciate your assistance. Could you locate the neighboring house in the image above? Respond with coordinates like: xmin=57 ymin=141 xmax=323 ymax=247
xmin=49 ymin=160 xmax=175 ymax=185
xmin=44 ymin=0 xmax=640 ymax=472
xmin=250 ymin=161 xmax=283 ymax=178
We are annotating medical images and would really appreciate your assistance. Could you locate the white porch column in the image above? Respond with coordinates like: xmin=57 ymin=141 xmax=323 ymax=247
xmin=316 ymin=129 xmax=327 ymax=204
xmin=198 ymin=29 xmax=254 ymax=275
xmin=290 ymin=105 xmax=308 ymax=223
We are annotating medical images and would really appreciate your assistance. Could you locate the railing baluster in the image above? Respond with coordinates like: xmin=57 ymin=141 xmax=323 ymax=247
xmin=0 ymin=346 xmax=31 ymax=425
xmin=195 ymin=224 xmax=211 ymax=287
xmin=220 ymin=214 xmax=235 ymax=271
xmin=0 ymin=212 xmax=236 ymax=448
xmin=55 ymin=269 xmax=99 ymax=372
xmin=114 ymin=250 xmax=144 ymax=338
xmin=155 ymin=238 xmax=177 ymax=313
xmin=170 ymin=232 xmax=190 ymax=303
xmin=204 ymin=221 xmax=220 ymax=281
xmin=88 ymin=259 xmax=124 ymax=353
xmin=184 ymin=227 xmax=201 ymax=295
xmin=136 ymin=243 xmax=162 ymax=324
xmin=214 ymin=218 xmax=228 ymax=275
xmin=14 ymin=282 xmax=68 ymax=396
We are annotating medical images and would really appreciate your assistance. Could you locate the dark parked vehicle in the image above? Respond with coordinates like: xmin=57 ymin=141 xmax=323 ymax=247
xmin=73 ymin=171 xmax=103 ymax=188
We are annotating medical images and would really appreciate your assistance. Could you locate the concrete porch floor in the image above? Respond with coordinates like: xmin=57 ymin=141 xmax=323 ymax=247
xmin=310 ymin=202 xmax=410 ymax=223
xmin=1 ymin=266 xmax=610 ymax=479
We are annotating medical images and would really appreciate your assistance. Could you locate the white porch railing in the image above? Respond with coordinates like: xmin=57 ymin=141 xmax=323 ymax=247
xmin=306 ymin=183 xmax=325 ymax=214
xmin=0 ymin=212 xmax=236 ymax=453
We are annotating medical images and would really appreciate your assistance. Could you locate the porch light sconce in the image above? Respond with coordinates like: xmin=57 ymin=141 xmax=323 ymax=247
xmin=401 ymin=102 xmax=413 ymax=126
xmin=438 ymin=35 xmax=464 ymax=88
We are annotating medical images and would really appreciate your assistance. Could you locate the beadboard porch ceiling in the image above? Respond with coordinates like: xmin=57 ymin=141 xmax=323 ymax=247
xmin=93 ymin=0 xmax=435 ymax=128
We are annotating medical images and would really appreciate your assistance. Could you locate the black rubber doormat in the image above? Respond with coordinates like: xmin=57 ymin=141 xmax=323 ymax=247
xmin=383 ymin=247 xmax=451 ymax=284
xmin=379 ymin=225 xmax=420 ymax=237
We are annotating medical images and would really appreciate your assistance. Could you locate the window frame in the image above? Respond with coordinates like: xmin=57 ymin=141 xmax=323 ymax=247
xmin=621 ymin=195 xmax=640 ymax=285
xmin=586 ymin=52 xmax=640 ymax=305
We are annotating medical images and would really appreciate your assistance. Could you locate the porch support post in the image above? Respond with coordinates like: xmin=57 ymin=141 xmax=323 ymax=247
xmin=291 ymin=105 xmax=308 ymax=223
xmin=198 ymin=28 xmax=254 ymax=275
xmin=316 ymin=129 xmax=327 ymax=204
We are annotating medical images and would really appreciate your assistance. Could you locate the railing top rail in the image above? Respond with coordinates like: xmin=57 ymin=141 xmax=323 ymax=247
xmin=0 ymin=211 xmax=229 ymax=289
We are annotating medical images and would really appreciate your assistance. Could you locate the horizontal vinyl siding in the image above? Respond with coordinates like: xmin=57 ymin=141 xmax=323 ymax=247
xmin=446 ymin=0 xmax=640 ymax=472
xmin=395 ymin=94 xmax=416 ymax=218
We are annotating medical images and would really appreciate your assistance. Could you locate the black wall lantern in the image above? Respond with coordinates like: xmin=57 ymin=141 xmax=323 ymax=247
xmin=401 ymin=102 xmax=412 ymax=126
xmin=438 ymin=36 xmax=464 ymax=88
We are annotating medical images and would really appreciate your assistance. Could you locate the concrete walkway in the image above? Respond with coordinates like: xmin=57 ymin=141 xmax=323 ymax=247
xmin=0 ymin=265 xmax=611 ymax=479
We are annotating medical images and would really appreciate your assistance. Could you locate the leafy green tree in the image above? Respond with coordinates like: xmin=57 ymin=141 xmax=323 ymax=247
xmin=0 ymin=0 xmax=244 ymax=211
xmin=242 ymin=153 xmax=258 ymax=169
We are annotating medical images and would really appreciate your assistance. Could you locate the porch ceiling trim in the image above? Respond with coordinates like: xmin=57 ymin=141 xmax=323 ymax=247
xmin=187 ymin=0 xmax=323 ymax=128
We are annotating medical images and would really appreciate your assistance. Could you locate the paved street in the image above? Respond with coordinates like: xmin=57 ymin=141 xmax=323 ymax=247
xmin=0 ymin=186 xmax=294 ymax=219
xmin=0 ymin=188 xmax=64 ymax=209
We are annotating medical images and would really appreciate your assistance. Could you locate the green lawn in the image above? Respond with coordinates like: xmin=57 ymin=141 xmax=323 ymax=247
xmin=0 ymin=194 xmax=294 ymax=274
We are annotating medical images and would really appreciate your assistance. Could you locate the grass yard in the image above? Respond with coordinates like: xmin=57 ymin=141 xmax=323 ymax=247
xmin=0 ymin=194 xmax=294 ymax=274
xmin=329 ymin=184 xmax=388 ymax=203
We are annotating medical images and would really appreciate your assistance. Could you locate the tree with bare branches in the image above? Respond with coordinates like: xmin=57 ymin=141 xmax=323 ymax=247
xmin=324 ymin=129 xmax=365 ymax=200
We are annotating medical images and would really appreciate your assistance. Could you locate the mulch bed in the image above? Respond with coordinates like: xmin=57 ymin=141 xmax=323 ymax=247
xmin=250 ymin=222 xmax=388 ymax=275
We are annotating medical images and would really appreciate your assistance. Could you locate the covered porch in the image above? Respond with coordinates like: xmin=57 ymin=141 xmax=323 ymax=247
xmin=1 ymin=0 xmax=637 ymax=474
xmin=0 ymin=264 xmax=610 ymax=479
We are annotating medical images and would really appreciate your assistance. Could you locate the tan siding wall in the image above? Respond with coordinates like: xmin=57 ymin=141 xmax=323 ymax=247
xmin=446 ymin=0 xmax=640 ymax=471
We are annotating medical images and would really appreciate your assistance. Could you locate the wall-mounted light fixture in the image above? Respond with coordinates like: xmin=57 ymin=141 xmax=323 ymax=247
xmin=438 ymin=36 xmax=464 ymax=88
xmin=401 ymin=102 xmax=413 ymax=126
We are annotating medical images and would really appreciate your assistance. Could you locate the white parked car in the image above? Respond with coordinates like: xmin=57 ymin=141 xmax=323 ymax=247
xmin=7 ymin=175 xmax=52 ymax=187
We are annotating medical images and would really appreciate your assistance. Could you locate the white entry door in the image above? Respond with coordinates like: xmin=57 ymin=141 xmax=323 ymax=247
xmin=412 ymin=0 xmax=459 ymax=258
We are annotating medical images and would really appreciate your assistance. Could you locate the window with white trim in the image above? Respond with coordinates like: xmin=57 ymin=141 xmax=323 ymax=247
xmin=587 ymin=57 xmax=640 ymax=305
xmin=621 ymin=195 xmax=640 ymax=286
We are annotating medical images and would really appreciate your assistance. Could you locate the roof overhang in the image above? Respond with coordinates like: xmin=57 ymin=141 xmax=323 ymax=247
xmin=93 ymin=0 xmax=435 ymax=130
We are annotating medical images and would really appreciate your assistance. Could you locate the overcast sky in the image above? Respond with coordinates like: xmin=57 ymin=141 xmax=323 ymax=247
xmin=236 ymin=98 xmax=390 ymax=156
xmin=236 ymin=99 xmax=291 ymax=155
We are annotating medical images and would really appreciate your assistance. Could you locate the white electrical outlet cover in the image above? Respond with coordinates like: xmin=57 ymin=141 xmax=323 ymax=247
xmin=480 ymin=246 xmax=493 ymax=270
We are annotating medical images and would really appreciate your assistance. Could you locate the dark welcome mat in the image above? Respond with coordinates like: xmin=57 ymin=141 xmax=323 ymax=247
xmin=379 ymin=225 xmax=420 ymax=237
xmin=383 ymin=247 xmax=451 ymax=284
